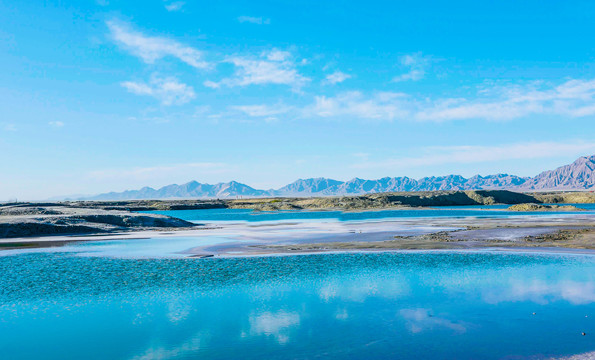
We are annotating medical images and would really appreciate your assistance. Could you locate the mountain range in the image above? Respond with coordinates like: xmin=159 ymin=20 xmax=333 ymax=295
xmin=85 ymin=155 xmax=595 ymax=200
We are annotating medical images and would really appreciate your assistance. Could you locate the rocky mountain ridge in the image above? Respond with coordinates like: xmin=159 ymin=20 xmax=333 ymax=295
xmin=85 ymin=155 xmax=595 ymax=200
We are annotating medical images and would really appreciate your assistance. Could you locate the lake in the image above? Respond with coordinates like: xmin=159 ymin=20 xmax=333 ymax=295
xmin=1 ymin=251 xmax=594 ymax=359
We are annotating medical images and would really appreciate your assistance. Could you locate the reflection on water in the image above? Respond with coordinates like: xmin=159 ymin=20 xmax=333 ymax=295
xmin=400 ymin=308 xmax=467 ymax=334
xmin=482 ymin=279 xmax=595 ymax=305
xmin=1 ymin=252 xmax=595 ymax=359
xmin=0 ymin=236 xmax=237 ymax=258
xmin=249 ymin=310 xmax=301 ymax=344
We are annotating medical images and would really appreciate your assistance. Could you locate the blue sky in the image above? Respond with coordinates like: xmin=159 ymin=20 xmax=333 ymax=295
xmin=2 ymin=0 xmax=595 ymax=199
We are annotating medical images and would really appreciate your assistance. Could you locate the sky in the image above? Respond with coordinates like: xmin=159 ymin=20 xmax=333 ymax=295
xmin=2 ymin=0 xmax=595 ymax=200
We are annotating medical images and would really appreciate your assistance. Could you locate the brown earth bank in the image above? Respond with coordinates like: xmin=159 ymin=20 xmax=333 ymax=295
xmin=254 ymin=226 xmax=595 ymax=253
xmin=533 ymin=191 xmax=595 ymax=204
xmin=507 ymin=203 xmax=586 ymax=212
xmin=0 ymin=205 xmax=594 ymax=254
xmin=2 ymin=189 xmax=594 ymax=239
xmin=52 ymin=189 xmax=595 ymax=212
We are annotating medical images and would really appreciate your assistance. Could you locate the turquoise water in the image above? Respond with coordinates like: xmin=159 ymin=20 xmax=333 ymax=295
xmin=1 ymin=251 xmax=595 ymax=359
xmin=144 ymin=204 xmax=595 ymax=223
xmin=0 ymin=236 xmax=238 ymax=258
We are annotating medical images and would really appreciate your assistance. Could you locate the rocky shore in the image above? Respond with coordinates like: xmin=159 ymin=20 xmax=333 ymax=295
xmin=507 ymin=203 xmax=586 ymax=211
xmin=0 ymin=203 xmax=196 ymax=239
xmin=251 ymin=220 xmax=595 ymax=254
xmin=2 ymin=189 xmax=594 ymax=240
xmin=1 ymin=201 xmax=594 ymax=255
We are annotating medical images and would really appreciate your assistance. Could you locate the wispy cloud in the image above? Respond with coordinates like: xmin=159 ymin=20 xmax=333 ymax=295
xmin=393 ymin=52 xmax=431 ymax=82
xmin=238 ymin=16 xmax=270 ymax=25
xmin=107 ymin=20 xmax=209 ymax=69
xmin=121 ymin=75 xmax=196 ymax=105
xmin=87 ymin=162 xmax=229 ymax=182
xmin=204 ymin=49 xmax=309 ymax=89
xmin=49 ymin=121 xmax=64 ymax=127
xmin=232 ymin=104 xmax=292 ymax=117
xmin=307 ymin=91 xmax=409 ymax=120
xmin=324 ymin=71 xmax=351 ymax=85
xmin=417 ymin=79 xmax=595 ymax=121
xmin=164 ymin=1 xmax=185 ymax=12
xmin=352 ymin=141 xmax=595 ymax=170
xmin=300 ymin=78 xmax=595 ymax=122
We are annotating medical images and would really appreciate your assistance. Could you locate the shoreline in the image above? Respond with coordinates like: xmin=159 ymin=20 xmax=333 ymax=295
xmin=2 ymin=213 xmax=595 ymax=258
xmin=2 ymin=195 xmax=594 ymax=239
xmin=211 ymin=246 xmax=595 ymax=260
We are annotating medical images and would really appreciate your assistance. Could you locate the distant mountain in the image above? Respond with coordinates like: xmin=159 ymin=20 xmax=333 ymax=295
xmin=90 ymin=181 xmax=267 ymax=200
xmin=466 ymin=174 xmax=529 ymax=189
xmin=274 ymin=178 xmax=344 ymax=196
xmin=521 ymin=155 xmax=595 ymax=190
xmin=83 ymin=155 xmax=595 ymax=200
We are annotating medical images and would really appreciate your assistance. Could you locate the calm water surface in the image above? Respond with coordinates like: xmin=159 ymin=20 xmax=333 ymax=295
xmin=1 ymin=251 xmax=595 ymax=359
xmin=144 ymin=204 xmax=595 ymax=223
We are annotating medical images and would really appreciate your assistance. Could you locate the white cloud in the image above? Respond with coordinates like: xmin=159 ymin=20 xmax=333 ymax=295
xmin=86 ymin=162 xmax=229 ymax=182
xmin=238 ymin=16 xmax=270 ymax=25
xmin=266 ymin=49 xmax=291 ymax=62
xmin=352 ymin=141 xmax=595 ymax=170
xmin=393 ymin=52 xmax=431 ymax=82
xmin=164 ymin=1 xmax=185 ymax=11
xmin=204 ymin=49 xmax=309 ymax=89
xmin=394 ymin=69 xmax=424 ymax=82
xmin=307 ymin=91 xmax=410 ymax=120
xmin=232 ymin=104 xmax=292 ymax=117
xmin=324 ymin=71 xmax=351 ymax=85
xmin=121 ymin=75 xmax=196 ymax=105
xmin=208 ymin=77 xmax=595 ymax=123
xmin=107 ymin=20 xmax=209 ymax=69
xmin=202 ymin=80 xmax=220 ymax=89
xmin=301 ymin=78 xmax=595 ymax=122
xmin=417 ymin=79 xmax=595 ymax=121
xmin=49 ymin=121 xmax=64 ymax=127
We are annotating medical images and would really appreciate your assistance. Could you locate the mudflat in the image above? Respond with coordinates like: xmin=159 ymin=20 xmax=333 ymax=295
xmin=2 ymin=192 xmax=595 ymax=256
xmin=2 ymin=209 xmax=594 ymax=257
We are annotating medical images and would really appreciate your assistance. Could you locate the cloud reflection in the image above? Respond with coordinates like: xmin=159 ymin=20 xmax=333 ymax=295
xmin=249 ymin=311 xmax=301 ymax=344
xmin=483 ymin=280 xmax=595 ymax=305
xmin=129 ymin=331 xmax=207 ymax=360
xmin=318 ymin=276 xmax=410 ymax=303
xmin=400 ymin=309 xmax=467 ymax=334
xmin=166 ymin=298 xmax=193 ymax=324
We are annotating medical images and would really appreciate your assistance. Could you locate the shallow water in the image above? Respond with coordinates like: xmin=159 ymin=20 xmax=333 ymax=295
xmin=0 ymin=223 xmax=459 ymax=258
xmin=1 ymin=251 xmax=594 ymax=359
xmin=144 ymin=204 xmax=595 ymax=223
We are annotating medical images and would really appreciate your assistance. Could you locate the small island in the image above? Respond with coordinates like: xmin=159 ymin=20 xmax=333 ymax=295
xmin=507 ymin=203 xmax=586 ymax=212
